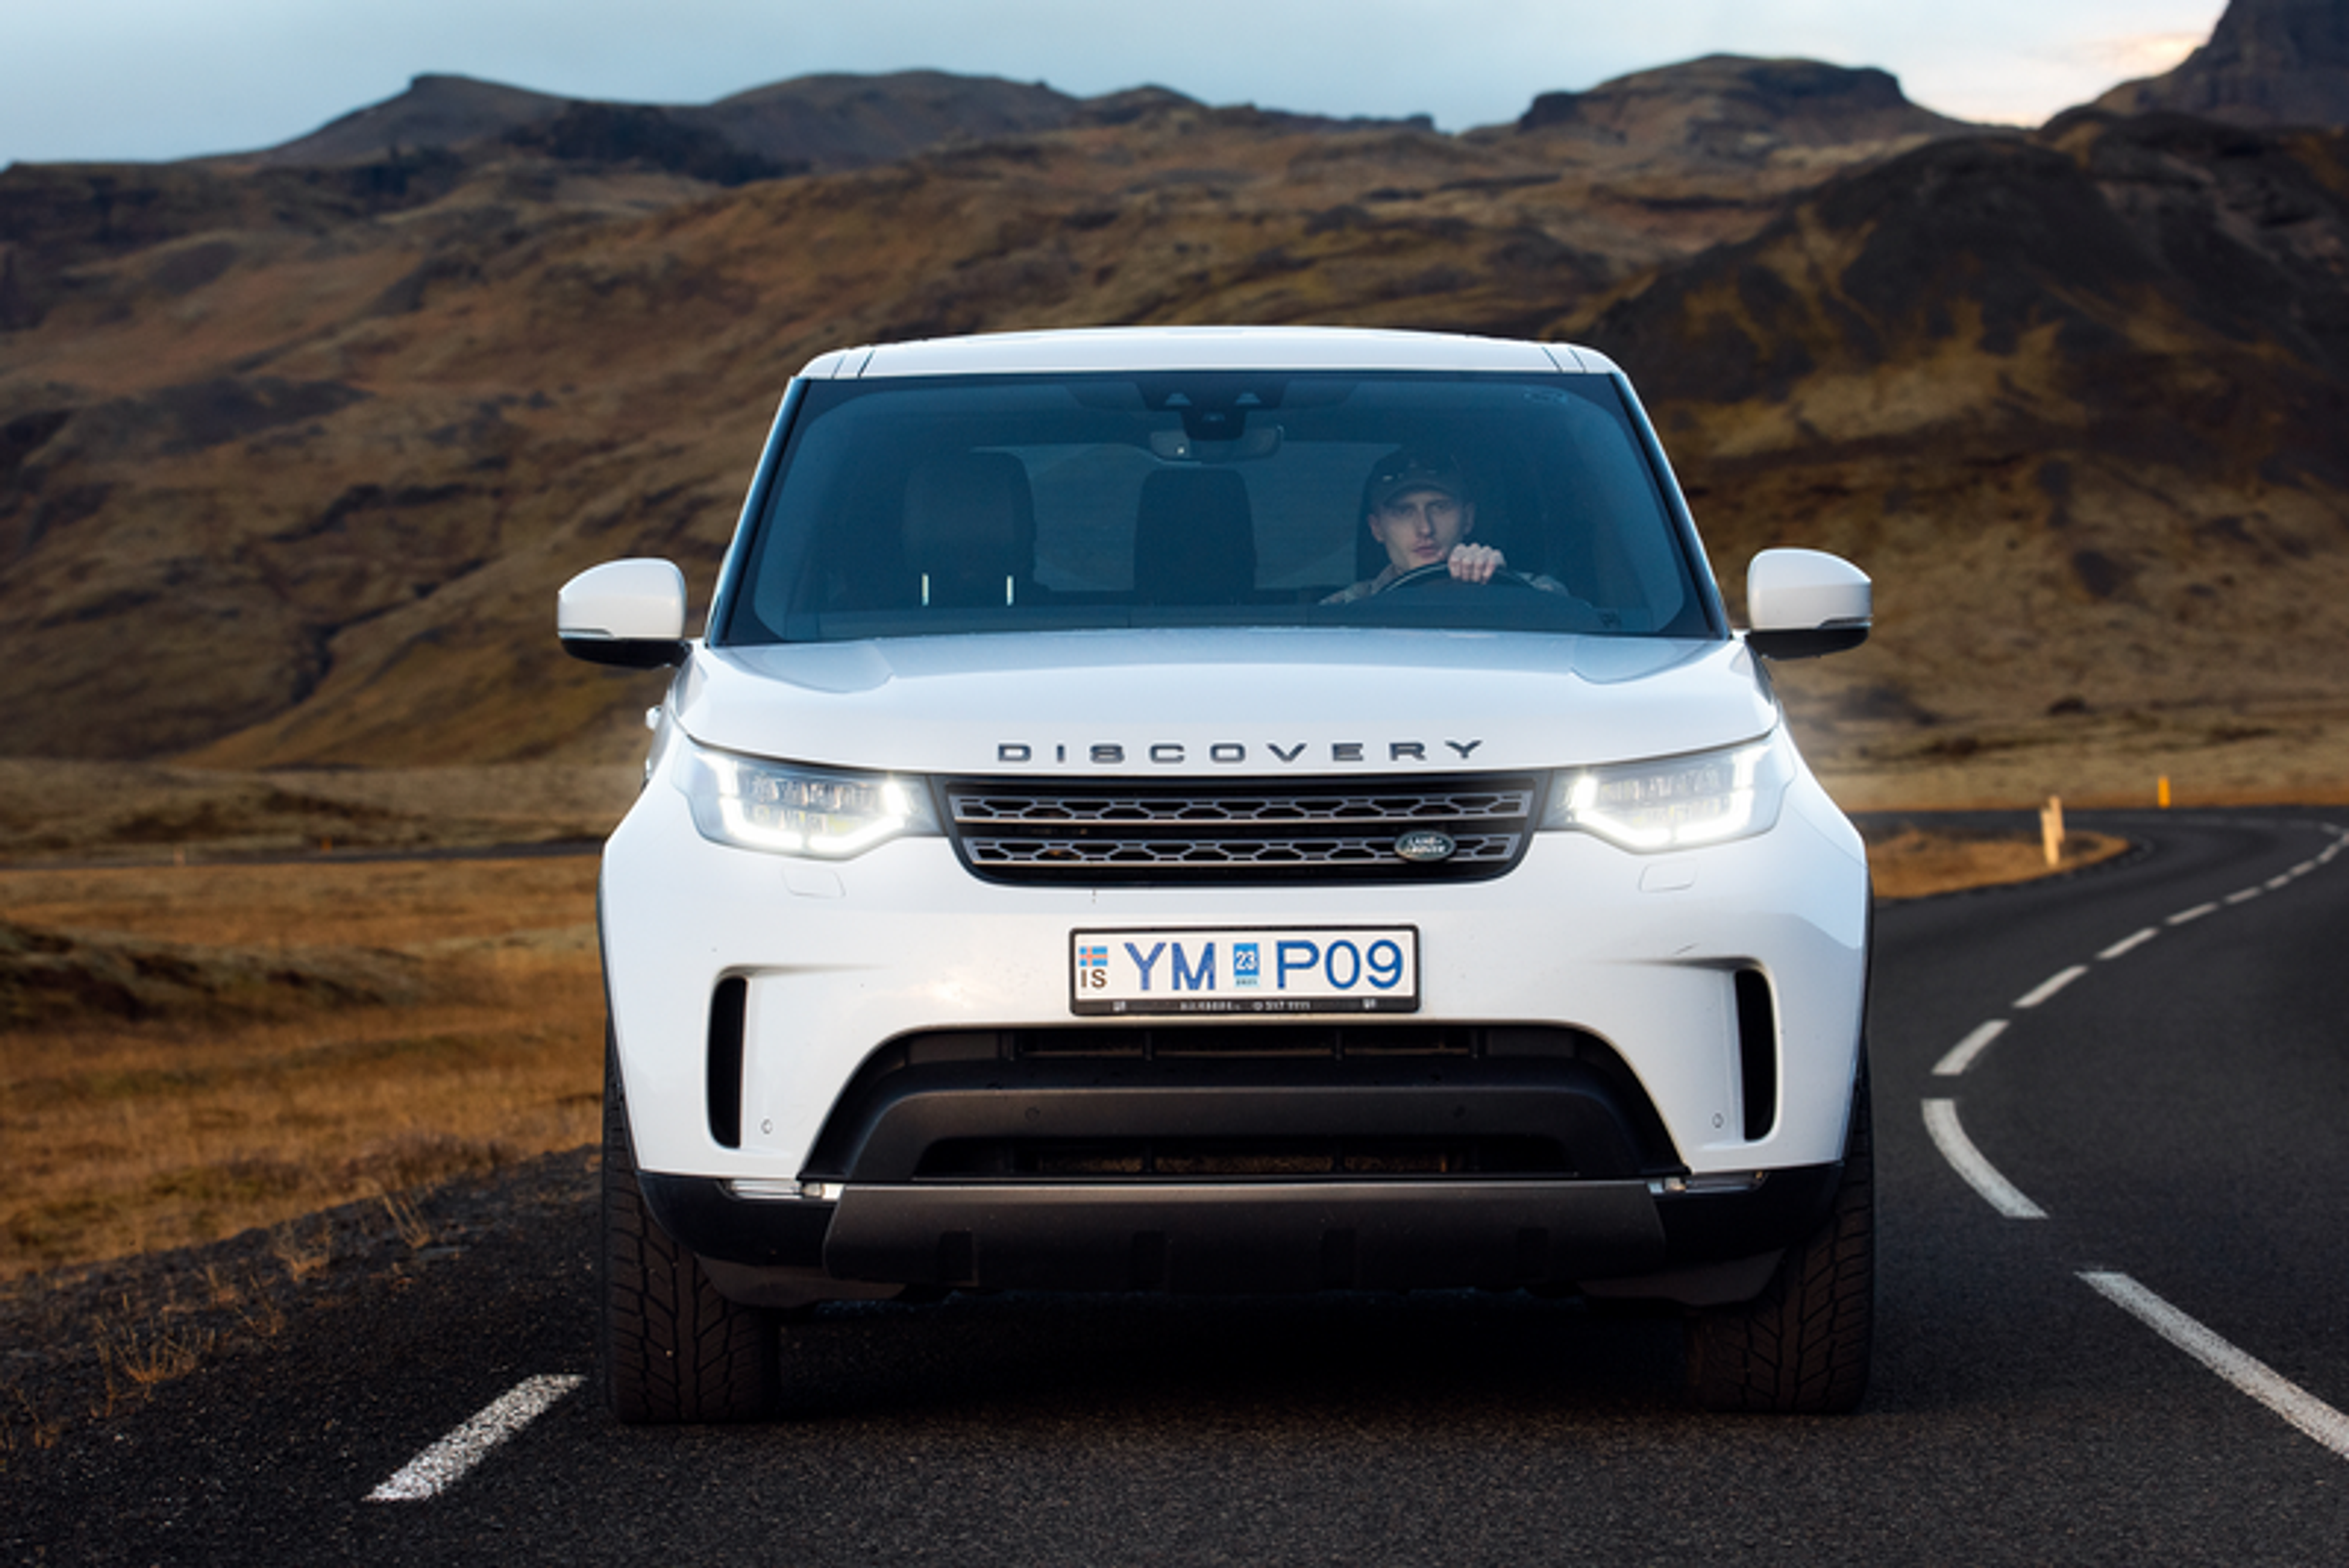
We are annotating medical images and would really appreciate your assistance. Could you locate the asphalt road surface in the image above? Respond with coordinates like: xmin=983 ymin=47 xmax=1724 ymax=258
xmin=11 ymin=808 xmax=2349 ymax=1565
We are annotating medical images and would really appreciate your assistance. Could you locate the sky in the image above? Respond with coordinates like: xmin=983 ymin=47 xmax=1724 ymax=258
xmin=3 ymin=0 xmax=2228 ymax=168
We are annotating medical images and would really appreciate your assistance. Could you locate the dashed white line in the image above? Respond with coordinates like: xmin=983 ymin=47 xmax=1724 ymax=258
xmin=1923 ymin=1099 xmax=2047 ymax=1219
xmin=367 ymin=1374 xmax=585 ymax=1503
xmin=1910 ymin=823 xmax=2349 ymax=1457
xmin=2014 ymin=965 xmax=2089 ymax=1009
xmin=1933 ymin=1019 xmax=2008 ymax=1077
xmin=2080 ymin=1272 xmax=2349 ymax=1462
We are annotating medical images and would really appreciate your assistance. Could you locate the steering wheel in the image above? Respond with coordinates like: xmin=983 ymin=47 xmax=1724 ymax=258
xmin=1381 ymin=561 xmax=1538 ymax=593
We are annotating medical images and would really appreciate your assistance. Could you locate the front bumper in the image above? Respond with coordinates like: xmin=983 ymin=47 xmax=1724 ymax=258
xmin=600 ymin=759 xmax=1868 ymax=1301
xmin=642 ymin=1161 xmax=1842 ymax=1296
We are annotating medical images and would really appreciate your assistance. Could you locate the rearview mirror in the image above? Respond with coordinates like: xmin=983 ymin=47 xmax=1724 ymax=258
xmin=1744 ymin=548 xmax=1870 ymax=660
xmin=558 ymin=558 xmax=689 ymax=668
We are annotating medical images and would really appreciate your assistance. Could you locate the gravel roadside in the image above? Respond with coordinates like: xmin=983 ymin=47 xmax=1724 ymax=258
xmin=1 ymin=1146 xmax=598 ymax=1465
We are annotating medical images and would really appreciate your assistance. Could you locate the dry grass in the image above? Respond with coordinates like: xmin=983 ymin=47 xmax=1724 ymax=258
xmin=0 ymin=759 xmax=641 ymax=866
xmin=6 ymin=1382 xmax=65 ymax=1454
xmin=91 ymin=1302 xmax=216 ymax=1396
xmin=1790 ymin=699 xmax=2349 ymax=814
xmin=1 ymin=1256 xmax=299 ymax=1450
xmin=0 ymin=758 xmax=2149 ymax=1286
xmin=1866 ymin=825 xmax=2131 ymax=901
xmin=0 ymin=854 xmax=604 ymax=1279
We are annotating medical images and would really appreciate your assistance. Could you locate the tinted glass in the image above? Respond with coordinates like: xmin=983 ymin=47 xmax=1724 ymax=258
xmin=718 ymin=371 xmax=1715 ymax=644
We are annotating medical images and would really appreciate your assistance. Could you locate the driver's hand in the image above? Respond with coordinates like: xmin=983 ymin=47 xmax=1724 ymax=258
xmin=1449 ymin=543 xmax=1505 ymax=583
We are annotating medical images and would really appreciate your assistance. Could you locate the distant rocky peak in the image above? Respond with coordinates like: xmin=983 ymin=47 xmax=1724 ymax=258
xmin=2095 ymin=0 xmax=2349 ymax=127
xmin=1510 ymin=54 xmax=1972 ymax=157
xmin=2205 ymin=0 xmax=2349 ymax=72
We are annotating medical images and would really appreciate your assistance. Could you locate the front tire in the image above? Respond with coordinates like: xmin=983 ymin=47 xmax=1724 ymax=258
xmin=1685 ymin=1053 xmax=1874 ymax=1414
xmin=602 ymin=1031 xmax=781 ymax=1423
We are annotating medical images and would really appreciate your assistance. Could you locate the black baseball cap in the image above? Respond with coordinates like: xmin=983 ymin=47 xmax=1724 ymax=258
xmin=1364 ymin=449 xmax=1469 ymax=512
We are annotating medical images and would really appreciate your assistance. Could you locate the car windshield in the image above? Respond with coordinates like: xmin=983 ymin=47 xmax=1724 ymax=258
xmin=716 ymin=370 xmax=1717 ymax=644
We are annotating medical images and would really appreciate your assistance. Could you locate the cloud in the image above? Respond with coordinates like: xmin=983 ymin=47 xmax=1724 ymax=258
xmin=2083 ymin=32 xmax=2207 ymax=80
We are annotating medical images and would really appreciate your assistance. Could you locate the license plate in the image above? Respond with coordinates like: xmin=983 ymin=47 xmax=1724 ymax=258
xmin=1071 ymin=927 xmax=1419 ymax=1016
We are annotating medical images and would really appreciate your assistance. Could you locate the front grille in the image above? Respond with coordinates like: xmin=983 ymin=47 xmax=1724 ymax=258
xmin=941 ymin=773 xmax=1542 ymax=883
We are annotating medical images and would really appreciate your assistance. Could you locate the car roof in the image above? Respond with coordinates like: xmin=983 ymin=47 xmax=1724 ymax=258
xmin=796 ymin=325 xmax=1622 ymax=380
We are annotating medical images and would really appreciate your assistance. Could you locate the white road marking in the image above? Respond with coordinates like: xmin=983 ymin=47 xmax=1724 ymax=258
xmin=1923 ymin=1099 xmax=2047 ymax=1219
xmin=2014 ymin=965 xmax=2089 ymax=1009
xmin=367 ymin=1374 xmax=585 ymax=1502
xmin=1918 ymin=825 xmax=2349 ymax=1458
xmin=2080 ymin=1273 xmax=2349 ymax=1463
xmin=1933 ymin=1019 xmax=2008 ymax=1077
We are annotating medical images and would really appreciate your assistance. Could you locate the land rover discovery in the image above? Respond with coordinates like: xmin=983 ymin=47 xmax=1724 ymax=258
xmin=558 ymin=325 xmax=1876 ymax=1421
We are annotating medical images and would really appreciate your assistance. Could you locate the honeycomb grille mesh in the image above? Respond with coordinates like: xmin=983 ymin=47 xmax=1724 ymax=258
xmin=942 ymin=775 xmax=1541 ymax=883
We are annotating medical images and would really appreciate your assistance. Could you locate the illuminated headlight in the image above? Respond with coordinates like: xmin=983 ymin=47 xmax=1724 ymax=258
xmin=1543 ymin=735 xmax=1789 ymax=852
xmin=678 ymin=743 xmax=940 ymax=858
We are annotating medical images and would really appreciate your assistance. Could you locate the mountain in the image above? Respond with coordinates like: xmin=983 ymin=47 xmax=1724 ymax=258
xmin=206 ymin=68 xmax=1419 ymax=189
xmin=1499 ymin=54 xmax=1975 ymax=161
xmin=2097 ymin=0 xmax=2349 ymax=127
xmin=222 ymin=69 xmax=1099 ymax=177
xmin=4 ymin=34 xmax=2348 ymax=786
xmin=680 ymin=71 xmax=1136 ymax=170
xmin=1582 ymin=110 xmax=2349 ymax=735
xmin=226 ymin=74 xmax=574 ymax=167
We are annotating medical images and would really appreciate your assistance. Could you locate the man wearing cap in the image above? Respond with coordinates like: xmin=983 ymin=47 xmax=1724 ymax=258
xmin=1324 ymin=448 xmax=1532 ymax=603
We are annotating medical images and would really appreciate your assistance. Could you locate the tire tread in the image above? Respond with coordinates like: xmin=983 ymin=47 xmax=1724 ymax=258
xmin=1686 ymin=1055 xmax=1874 ymax=1414
xmin=602 ymin=1034 xmax=780 ymax=1423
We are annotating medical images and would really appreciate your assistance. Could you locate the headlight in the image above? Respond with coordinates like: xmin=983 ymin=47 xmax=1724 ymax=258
xmin=1543 ymin=734 xmax=1789 ymax=852
xmin=677 ymin=743 xmax=940 ymax=858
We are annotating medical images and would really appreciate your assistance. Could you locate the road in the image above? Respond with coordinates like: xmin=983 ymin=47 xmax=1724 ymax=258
xmin=10 ymin=808 xmax=2348 ymax=1564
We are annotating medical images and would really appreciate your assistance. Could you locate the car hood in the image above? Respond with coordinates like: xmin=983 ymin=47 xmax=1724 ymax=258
xmin=669 ymin=629 xmax=1777 ymax=775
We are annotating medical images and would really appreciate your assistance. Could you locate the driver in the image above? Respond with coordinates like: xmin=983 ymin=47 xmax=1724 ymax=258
xmin=1323 ymin=449 xmax=1511 ymax=603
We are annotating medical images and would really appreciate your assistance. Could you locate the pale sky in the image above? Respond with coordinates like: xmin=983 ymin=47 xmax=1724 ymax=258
xmin=3 ymin=0 xmax=2226 ymax=168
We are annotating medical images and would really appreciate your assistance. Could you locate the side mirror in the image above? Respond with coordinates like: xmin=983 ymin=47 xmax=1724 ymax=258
xmin=558 ymin=559 xmax=689 ymax=668
xmin=1744 ymin=548 xmax=1871 ymax=660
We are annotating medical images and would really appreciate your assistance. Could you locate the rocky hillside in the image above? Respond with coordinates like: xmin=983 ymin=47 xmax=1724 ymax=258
xmin=1584 ymin=109 xmax=2349 ymax=743
xmin=2098 ymin=0 xmax=2349 ymax=126
xmin=211 ymin=69 xmax=1405 ymax=181
xmin=1499 ymin=54 xmax=1973 ymax=162
xmin=3 ymin=6 xmax=2347 ymax=788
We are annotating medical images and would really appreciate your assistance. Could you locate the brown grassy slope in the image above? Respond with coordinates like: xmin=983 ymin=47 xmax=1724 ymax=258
xmin=0 ymin=95 xmax=1947 ymax=770
xmin=0 ymin=757 xmax=642 ymax=863
xmin=0 ymin=820 xmax=2107 ymax=1281
xmin=0 ymin=855 xmax=604 ymax=1277
xmin=5 ymin=93 xmax=2349 ymax=798
xmin=1573 ymin=113 xmax=2349 ymax=802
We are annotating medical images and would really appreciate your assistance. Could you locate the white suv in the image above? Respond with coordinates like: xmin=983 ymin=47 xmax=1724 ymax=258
xmin=560 ymin=326 xmax=1876 ymax=1421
